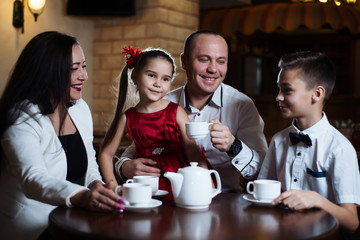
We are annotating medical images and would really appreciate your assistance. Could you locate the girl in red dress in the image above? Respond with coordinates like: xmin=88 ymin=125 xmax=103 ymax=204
xmin=99 ymin=47 xmax=209 ymax=195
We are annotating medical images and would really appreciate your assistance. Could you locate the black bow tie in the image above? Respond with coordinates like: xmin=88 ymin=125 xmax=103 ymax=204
xmin=289 ymin=132 xmax=312 ymax=147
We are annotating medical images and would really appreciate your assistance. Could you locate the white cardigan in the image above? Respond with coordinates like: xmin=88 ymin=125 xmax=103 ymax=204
xmin=0 ymin=99 xmax=102 ymax=240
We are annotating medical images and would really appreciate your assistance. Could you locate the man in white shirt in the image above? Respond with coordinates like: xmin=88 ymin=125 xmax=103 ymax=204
xmin=115 ymin=30 xmax=268 ymax=192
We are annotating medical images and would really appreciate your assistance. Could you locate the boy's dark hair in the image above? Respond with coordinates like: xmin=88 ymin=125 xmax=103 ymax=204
xmin=278 ymin=51 xmax=336 ymax=101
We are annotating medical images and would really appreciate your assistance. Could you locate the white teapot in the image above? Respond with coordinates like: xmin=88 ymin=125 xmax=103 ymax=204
xmin=164 ymin=162 xmax=221 ymax=209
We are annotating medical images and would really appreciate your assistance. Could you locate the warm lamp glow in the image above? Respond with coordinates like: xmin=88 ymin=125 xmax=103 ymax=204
xmin=299 ymin=0 xmax=357 ymax=4
xmin=28 ymin=0 xmax=46 ymax=21
xmin=28 ymin=0 xmax=45 ymax=10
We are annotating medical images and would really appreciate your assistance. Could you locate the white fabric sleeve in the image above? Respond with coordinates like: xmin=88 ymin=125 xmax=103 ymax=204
xmin=114 ymin=142 xmax=136 ymax=183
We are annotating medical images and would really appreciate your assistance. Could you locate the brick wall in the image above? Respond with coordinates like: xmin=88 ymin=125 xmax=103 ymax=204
xmin=92 ymin=0 xmax=199 ymax=140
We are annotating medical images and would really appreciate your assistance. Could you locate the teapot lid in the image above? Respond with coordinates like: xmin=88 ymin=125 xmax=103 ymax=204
xmin=180 ymin=162 xmax=208 ymax=174
xmin=190 ymin=162 xmax=198 ymax=167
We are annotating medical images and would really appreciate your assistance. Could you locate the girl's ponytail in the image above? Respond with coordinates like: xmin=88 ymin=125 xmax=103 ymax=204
xmin=101 ymin=65 xmax=129 ymax=151
xmin=101 ymin=46 xmax=141 ymax=151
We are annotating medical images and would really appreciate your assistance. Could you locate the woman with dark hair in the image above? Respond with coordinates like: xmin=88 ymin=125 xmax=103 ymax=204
xmin=0 ymin=31 xmax=124 ymax=239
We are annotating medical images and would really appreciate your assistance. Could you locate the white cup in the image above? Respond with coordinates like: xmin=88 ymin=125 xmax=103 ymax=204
xmin=185 ymin=122 xmax=213 ymax=140
xmin=126 ymin=176 xmax=159 ymax=194
xmin=246 ymin=180 xmax=281 ymax=201
xmin=120 ymin=183 xmax=152 ymax=206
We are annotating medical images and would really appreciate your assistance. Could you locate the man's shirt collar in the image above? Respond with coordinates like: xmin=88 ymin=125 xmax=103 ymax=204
xmin=183 ymin=84 xmax=223 ymax=112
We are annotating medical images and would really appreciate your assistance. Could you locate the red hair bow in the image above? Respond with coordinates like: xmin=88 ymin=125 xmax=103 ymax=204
xmin=122 ymin=46 xmax=142 ymax=69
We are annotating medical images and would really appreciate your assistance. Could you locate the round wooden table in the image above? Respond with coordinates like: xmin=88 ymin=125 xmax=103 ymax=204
xmin=48 ymin=193 xmax=339 ymax=240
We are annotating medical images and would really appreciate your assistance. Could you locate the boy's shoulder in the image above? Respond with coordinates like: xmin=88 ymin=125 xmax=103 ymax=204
xmin=323 ymin=124 xmax=355 ymax=149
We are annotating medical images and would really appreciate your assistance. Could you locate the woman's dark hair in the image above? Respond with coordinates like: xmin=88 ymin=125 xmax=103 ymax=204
xmin=101 ymin=48 xmax=176 ymax=151
xmin=0 ymin=31 xmax=79 ymax=157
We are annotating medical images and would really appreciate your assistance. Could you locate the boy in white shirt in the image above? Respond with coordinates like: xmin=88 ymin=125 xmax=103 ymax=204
xmin=258 ymin=51 xmax=360 ymax=233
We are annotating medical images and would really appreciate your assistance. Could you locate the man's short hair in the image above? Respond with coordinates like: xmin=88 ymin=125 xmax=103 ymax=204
xmin=183 ymin=30 xmax=223 ymax=58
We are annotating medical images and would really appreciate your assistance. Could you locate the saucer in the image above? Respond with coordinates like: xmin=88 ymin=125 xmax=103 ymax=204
xmin=124 ymin=199 xmax=162 ymax=213
xmin=243 ymin=194 xmax=275 ymax=207
xmin=153 ymin=190 xmax=168 ymax=197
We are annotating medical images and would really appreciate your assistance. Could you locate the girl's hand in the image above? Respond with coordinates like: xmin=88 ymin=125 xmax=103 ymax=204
xmin=70 ymin=180 xmax=125 ymax=213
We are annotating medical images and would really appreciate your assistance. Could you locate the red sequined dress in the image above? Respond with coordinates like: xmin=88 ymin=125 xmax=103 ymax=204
xmin=125 ymin=102 xmax=189 ymax=194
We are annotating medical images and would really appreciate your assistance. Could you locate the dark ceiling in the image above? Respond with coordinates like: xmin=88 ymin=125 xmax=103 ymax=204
xmin=199 ymin=0 xmax=294 ymax=9
xmin=199 ymin=0 xmax=251 ymax=9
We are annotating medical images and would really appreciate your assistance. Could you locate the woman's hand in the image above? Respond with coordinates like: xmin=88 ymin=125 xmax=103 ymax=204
xmin=70 ymin=180 xmax=125 ymax=213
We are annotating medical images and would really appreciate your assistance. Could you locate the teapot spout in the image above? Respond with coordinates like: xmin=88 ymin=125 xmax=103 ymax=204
xmin=164 ymin=172 xmax=183 ymax=198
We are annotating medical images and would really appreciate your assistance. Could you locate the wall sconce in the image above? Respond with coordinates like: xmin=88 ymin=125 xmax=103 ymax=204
xmin=28 ymin=0 xmax=46 ymax=21
xmin=12 ymin=0 xmax=46 ymax=34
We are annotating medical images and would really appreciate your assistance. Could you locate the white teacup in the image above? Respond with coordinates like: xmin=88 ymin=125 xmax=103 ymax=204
xmin=185 ymin=122 xmax=213 ymax=140
xmin=126 ymin=176 xmax=159 ymax=194
xmin=120 ymin=183 xmax=152 ymax=206
xmin=246 ymin=180 xmax=281 ymax=202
